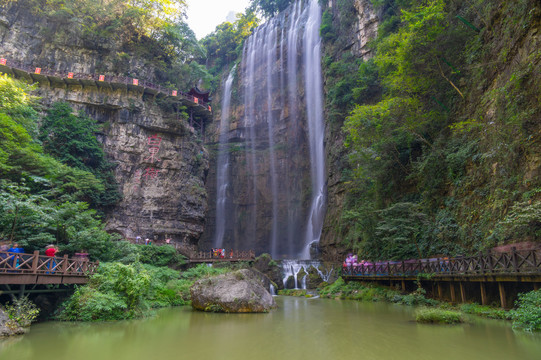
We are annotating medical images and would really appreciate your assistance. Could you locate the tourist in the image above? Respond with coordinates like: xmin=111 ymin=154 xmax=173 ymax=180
xmin=165 ymin=238 xmax=171 ymax=245
xmin=145 ymin=238 xmax=149 ymax=245
xmin=136 ymin=236 xmax=141 ymax=244
xmin=230 ymin=249 xmax=234 ymax=258
xmin=45 ymin=244 xmax=58 ymax=273
xmin=8 ymin=243 xmax=24 ymax=269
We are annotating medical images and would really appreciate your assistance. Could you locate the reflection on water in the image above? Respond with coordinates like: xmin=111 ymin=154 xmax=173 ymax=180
xmin=1 ymin=297 xmax=541 ymax=360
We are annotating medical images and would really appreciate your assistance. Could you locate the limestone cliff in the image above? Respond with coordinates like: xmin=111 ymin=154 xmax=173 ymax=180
xmin=0 ymin=5 xmax=210 ymax=245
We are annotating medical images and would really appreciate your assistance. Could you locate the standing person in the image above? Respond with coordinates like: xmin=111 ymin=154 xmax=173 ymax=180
xmin=136 ymin=236 xmax=141 ymax=244
xmin=8 ymin=243 xmax=24 ymax=269
xmin=145 ymin=238 xmax=149 ymax=245
xmin=45 ymin=244 xmax=58 ymax=273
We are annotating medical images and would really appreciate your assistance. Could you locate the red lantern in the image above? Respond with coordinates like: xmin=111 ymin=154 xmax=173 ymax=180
xmin=99 ymin=75 xmax=105 ymax=81
xmin=172 ymin=90 xmax=177 ymax=96
xmin=0 ymin=58 xmax=6 ymax=65
xmin=194 ymin=97 xmax=198 ymax=104
xmin=67 ymin=72 xmax=74 ymax=79
xmin=35 ymin=67 xmax=41 ymax=74
xmin=132 ymin=79 xmax=139 ymax=86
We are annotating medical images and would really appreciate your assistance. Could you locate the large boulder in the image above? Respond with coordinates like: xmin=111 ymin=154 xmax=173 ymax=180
xmin=190 ymin=269 xmax=277 ymax=313
xmin=0 ymin=307 xmax=25 ymax=337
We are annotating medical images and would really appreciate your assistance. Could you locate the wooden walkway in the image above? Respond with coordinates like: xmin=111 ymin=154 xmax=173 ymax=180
xmin=342 ymin=248 xmax=541 ymax=308
xmin=0 ymin=251 xmax=99 ymax=286
xmin=188 ymin=250 xmax=256 ymax=263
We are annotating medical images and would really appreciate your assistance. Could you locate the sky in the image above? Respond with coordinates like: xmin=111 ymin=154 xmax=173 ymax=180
xmin=185 ymin=0 xmax=252 ymax=40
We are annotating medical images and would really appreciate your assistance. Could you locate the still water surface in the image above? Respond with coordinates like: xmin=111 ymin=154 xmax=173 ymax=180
xmin=1 ymin=297 xmax=540 ymax=360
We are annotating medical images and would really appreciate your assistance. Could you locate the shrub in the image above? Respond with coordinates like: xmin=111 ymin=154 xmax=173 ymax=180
xmin=415 ymin=308 xmax=464 ymax=324
xmin=4 ymin=296 xmax=40 ymax=327
xmin=510 ymin=289 xmax=541 ymax=331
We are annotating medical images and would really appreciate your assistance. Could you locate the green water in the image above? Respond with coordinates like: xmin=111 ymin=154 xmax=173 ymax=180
xmin=1 ymin=297 xmax=540 ymax=360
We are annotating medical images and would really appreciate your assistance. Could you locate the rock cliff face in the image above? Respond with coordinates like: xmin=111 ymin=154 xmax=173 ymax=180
xmin=0 ymin=5 xmax=210 ymax=245
xmin=320 ymin=0 xmax=378 ymax=260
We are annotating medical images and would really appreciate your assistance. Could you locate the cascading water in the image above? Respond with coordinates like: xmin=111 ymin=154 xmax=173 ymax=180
xmin=213 ymin=68 xmax=235 ymax=248
xmin=281 ymin=259 xmax=335 ymax=290
xmin=301 ymin=0 xmax=326 ymax=259
xmin=206 ymin=0 xmax=326 ymax=259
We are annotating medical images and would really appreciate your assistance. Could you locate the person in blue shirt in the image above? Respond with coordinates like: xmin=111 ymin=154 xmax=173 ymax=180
xmin=8 ymin=243 xmax=24 ymax=269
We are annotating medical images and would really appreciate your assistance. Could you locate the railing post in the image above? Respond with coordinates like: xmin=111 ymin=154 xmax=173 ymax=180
xmin=486 ymin=249 xmax=493 ymax=273
xmin=62 ymin=254 xmax=69 ymax=275
xmin=479 ymin=252 xmax=485 ymax=274
xmin=512 ymin=247 xmax=519 ymax=272
xmin=401 ymin=260 xmax=405 ymax=276
xmin=32 ymin=250 xmax=40 ymax=274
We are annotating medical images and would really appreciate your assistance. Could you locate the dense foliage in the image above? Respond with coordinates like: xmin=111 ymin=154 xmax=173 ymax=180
xmin=249 ymin=0 xmax=294 ymax=18
xmin=58 ymin=263 xmax=229 ymax=321
xmin=323 ymin=0 xmax=541 ymax=260
xmin=201 ymin=10 xmax=260 ymax=78
xmin=510 ymin=289 xmax=541 ymax=332
xmin=415 ymin=307 xmax=464 ymax=324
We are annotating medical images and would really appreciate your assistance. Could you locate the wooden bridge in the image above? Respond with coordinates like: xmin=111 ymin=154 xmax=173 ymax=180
xmin=188 ymin=250 xmax=256 ymax=263
xmin=0 ymin=251 xmax=99 ymax=299
xmin=342 ymin=248 xmax=541 ymax=308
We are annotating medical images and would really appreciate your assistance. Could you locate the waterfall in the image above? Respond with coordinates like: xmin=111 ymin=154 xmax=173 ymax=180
xmin=301 ymin=0 xmax=326 ymax=259
xmin=265 ymin=22 xmax=280 ymax=258
xmin=209 ymin=0 xmax=326 ymax=259
xmin=213 ymin=68 xmax=235 ymax=248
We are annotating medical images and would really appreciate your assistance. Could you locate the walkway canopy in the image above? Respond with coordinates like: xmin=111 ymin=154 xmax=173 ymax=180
xmin=188 ymin=86 xmax=211 ymax=103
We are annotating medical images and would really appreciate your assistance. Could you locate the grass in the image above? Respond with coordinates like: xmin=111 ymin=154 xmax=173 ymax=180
xmin=415 ymin=308 xmax=464 ymax=324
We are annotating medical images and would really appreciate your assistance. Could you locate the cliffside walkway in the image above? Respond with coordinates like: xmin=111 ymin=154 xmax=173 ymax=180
xmin=342 ymin=248 xmax=541 ymax=308
xmin=0 ymin=57 xmax=212 ymax=117
xmin=0 ymin=250 xmax=98 ymax=298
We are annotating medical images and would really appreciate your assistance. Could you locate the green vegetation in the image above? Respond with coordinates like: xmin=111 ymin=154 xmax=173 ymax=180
xmin=318 ymin=278 xmax=438 ymax=306
xmin=3 ymin=0 xmax=212 ymax=90
xmin=4 ymin=296 xmax=40 ymax=328
xmin=278 ymin=289 xmax=313 ymax=297
xmin=249 ymin=0 xmax=294 ymax=18
xmin=510 ymin=289 xmax=541 ymax=332
xmin=201 ymin=10 xmax=260 ymax=78
xmin=321 ymin=0 xmax=541 ymax=260
xmin=459 ymin=303 xmax=509 ymax=320
xmin=415 ymin=308 xmax=464 ymax=324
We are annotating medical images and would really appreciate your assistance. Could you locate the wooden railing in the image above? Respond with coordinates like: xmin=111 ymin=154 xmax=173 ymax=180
xmin=190 ymin=250 xmax=256 ymax=262
xmin=342 ymin=248 xmax=541 ymax=277
xmin=0 ymin=57 xmax=211 ymax=111
xmin=0 ymin=251 xmax=99 ymax=276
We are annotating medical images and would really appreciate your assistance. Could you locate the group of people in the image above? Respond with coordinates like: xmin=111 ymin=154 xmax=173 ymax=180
xmin=211 ymin=248 xmax=234 ymax=259
xmin=135 ymin=236 xmax=172 ymax=245
xmin=343 ymin=253 xmax=369 ymax=268
xmin=0 ymin=243 xmax=58 ymax=270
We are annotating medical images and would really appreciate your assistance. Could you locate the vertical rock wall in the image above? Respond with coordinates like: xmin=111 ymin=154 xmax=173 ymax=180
xmin=0 ymin=7 xmax=210 ymax=246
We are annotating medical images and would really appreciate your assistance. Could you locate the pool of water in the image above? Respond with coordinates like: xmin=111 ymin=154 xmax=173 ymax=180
xmin=1 ymin=297 xmax=540 ymax=360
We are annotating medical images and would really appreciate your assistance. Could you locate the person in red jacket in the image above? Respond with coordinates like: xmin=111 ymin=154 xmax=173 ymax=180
xmin=45 ymin=245 xmax=58 ymax=273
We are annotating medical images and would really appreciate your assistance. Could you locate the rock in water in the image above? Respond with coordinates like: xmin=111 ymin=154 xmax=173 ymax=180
xmin=190 ymin=269 xmax=277 ymax=313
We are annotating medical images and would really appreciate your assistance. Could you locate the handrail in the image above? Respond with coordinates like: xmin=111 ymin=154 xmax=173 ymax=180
xmin=0 ymin=250 xmax=99 ymax=276
xmin=342 ymin=248 xmax=541 ymax=277
xmin=190 ymin=249 xmax=256 ymax=261
xmin=0 ymin=57 xmax=211 ymax=112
